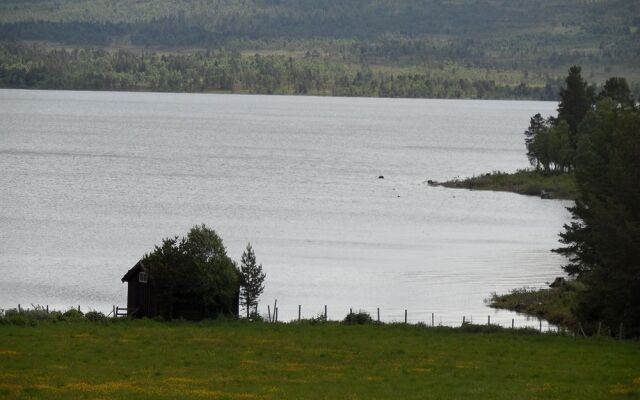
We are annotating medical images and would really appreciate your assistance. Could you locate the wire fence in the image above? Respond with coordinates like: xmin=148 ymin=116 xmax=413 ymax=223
xmin=5 ymin=302 xmax=627 ymax=339
xmin=257 ymin=300 xmax=560 ymax=332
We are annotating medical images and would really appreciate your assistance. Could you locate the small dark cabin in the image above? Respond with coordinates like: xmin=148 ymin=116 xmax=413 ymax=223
xmin=121 ymin=261 xmax=155 ymax=318
xmin=122 ymin=260 xmax=241 ymax=319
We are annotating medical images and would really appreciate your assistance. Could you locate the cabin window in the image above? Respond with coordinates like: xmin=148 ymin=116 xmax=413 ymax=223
xmin=139 ymin=271 xmax=148 ymax=283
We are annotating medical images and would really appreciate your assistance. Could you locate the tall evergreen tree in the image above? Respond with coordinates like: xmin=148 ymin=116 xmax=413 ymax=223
xmin=557 ymin=66 xmax=594 ymax=148
xmin=239 ymin=243 xmax=266 ymax=318
xmin=598 ymin=77 xmax=635 ymax=109
xmin=555 ymin=99 xmax=640 ymax=337
xmin=524 ymin=114 xmax=545 ymax=147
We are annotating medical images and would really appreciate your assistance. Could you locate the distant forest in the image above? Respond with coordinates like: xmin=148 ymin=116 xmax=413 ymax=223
xmin=0 ymin=44 xmax=561 ymax=99
xmin=0 ymin=0 xmax=638 ymax=98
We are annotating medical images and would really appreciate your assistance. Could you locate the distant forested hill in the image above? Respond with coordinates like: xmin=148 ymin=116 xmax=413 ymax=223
xmin=0 ymin=0 xmax=638 ymax=97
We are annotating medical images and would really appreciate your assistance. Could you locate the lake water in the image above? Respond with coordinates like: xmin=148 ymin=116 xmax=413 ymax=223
xmin=0 ymin=89 xmax=569 ymax=328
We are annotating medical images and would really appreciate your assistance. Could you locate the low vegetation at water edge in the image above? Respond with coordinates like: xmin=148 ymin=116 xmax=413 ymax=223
xmin=488 ymin=282 xmax=583 ymax=329
xmin=0 ymin=319 xmax=639 ymax=399
xmin=433 ymin=170 xmax=578 ymax=200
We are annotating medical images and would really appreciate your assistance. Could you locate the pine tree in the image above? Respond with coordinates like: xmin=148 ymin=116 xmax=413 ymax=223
xmin=598 ymin=77 xmax=635 ymax=109
xmin=555 ymin=99 xmax=640 ymax=337
xmin=524 ymin=113 xmax=547 ymax=170
xmin=239 ymin=243 xmax=266 ymax=318
xmin=557 ymin=66 xmax=594 ymax=148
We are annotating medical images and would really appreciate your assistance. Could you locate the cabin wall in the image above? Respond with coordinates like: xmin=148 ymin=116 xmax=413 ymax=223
xmin=127 ymin=279 xmax=138 ymax=312
xmin=124 ymin=264 xmax=238 ymax=319
xmin=127 ymin=270 xmax=153 ymax=318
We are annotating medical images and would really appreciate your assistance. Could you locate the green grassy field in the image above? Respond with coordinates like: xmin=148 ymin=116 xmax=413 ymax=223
xmin=1 ymin=320 xmax=639 ymax=399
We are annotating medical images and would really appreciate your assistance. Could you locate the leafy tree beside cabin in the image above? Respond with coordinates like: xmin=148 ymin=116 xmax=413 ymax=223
xmin=141 ymin=224 xmax=241 ymax=320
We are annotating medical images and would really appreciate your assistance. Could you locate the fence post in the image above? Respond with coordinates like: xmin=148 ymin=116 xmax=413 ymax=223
xmin=511 ymin=319 xmax=514 ymax=329
xmin=46 ymin=305 xmax=49 ymax=314
xmin=298 ymin=305 xmax=301 ymax=322
xmin=273 ymin=299 xmax=277 ymax=322
xmin=404 ymin=309 xmax=407 ymax=324
xmin=597 ymin=321 xmax=602 ymax=336
xmin=275 ymin=307 xmax=278 ymax=323
xmin=377 ymin=308 xmax=380 ymax=322
xmin=267 ymin=305 xmax=271 ymax=322
xmin=350 ymin=308 xmax=353 ymax=315
xmin=78 ymin=305 xmax=81 ymax=312
xmin=324 ymin=305 xmax=327 ymax=320
xmin=462 ymin=316 xmax=465 ymax=325
xmin=539 ymin=319 xmax=542 ymax=332
xmin=487 ymin=315 xmax=490 ymax=325
xmin=619 ymin=323 xmax=624 ymax=340
xmin=431 ymin=313 xmax=434 ymax=327
xmin=18 ymin=304 xmax=21 ymax=313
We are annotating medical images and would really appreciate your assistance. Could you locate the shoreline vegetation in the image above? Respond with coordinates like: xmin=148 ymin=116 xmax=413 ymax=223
xmin=488 ymin=282 xmax=582 ymax=330
xmin=428 ymin=170 xmax=578 ymax=200
xmin=443 ymin=68 xmax=640 ymax=338
xmin=1 ymin=318 xmax=639 ymax=399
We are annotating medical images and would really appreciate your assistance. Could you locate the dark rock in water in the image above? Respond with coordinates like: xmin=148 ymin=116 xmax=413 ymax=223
xmin=426 ymin=179 xmax=438 ymax=186
xmin=378 ymin=175 xmax=384 ymax=179
xmin=540 ymin=190 xmax=552 ymax=199
xmin=549 ymin=277 xmax=566 ymax=288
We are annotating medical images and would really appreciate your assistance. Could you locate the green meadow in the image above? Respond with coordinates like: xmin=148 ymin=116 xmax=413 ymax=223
xmin=1 ymin=320 xmax=639 ymax=399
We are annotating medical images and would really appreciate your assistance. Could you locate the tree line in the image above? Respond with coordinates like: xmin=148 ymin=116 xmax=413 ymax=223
xmin=0 ymin=0 xmax=638 ymax=88
xmin=524 ymin=67 xmax=637 ymax=174
xmin=527 ymin=66 xmax=640 ymax=337
xmin=1 ymin=18 xmax=637 ymax=74
xmin=0 ymin=44 xmax=560 ymax=100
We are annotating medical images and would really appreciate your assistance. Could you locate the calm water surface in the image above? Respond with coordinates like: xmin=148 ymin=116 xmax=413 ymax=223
xmin=0 ymin=89 xmax=568 ymax=327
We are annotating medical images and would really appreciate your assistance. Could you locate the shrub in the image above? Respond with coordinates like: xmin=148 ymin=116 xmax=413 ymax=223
xmin=247 ymin=311 xmax=264 ymax=322
xmin=0 ymin=314 xmax=35 ymax=326
xmin=459 ymin=322 xmax=506 ymax=334
xmin=343 ymin=311 xmax=374 ymax=325
xmin=298 ymin=313 xmax=328 ymax=325
xmin=0 ymin=306 xmax=60 ymax=325
xmin=84 ymin=311 xmax=107 ymax=322
xmin=62 ymin=308 xmax=84 ymax=320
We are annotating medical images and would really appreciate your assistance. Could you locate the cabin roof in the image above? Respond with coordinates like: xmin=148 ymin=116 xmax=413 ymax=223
xmin=121 ymin=260 xmax=147 ymax=282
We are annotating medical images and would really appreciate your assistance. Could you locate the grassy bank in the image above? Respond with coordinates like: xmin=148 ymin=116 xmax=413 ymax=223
xmin=1 ymin=320 xmax=639 ymax=399
xmin=488 ymin=282 xmax=583 ymax=329
xmin=431 ymin=170 xmax=578 ymax=200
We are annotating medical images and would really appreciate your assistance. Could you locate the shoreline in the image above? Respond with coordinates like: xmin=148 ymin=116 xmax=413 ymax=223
xmin=428 ymin=170 xmax=577 ymax=200
xmin=0 ymin=86 xmax=557 ymax=102
xmin=488 ymin=281 xmax=581 ymax=330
